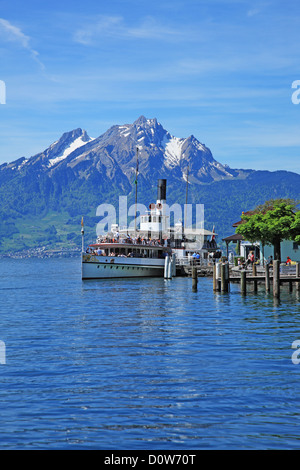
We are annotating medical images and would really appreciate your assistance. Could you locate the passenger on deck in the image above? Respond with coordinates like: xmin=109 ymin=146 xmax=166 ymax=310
xmin=286 ymin=256 xmax=292 ymax=265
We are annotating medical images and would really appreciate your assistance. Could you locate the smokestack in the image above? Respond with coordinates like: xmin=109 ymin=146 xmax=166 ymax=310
xmin=157 ymin=179 xmax=167 ymax=201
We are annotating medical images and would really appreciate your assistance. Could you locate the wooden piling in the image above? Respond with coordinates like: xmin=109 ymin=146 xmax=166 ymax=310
xmin=252 ymin=263 xmax=257 ymax=292
xmin=297 ymin=263 xmax=300 ymax=292
xmin=265 ymin=263 xmax=270 ymax=292
xmin=221 ymin=263 xmax=225 ymax=292
xmin=225 ymin=262 xmax=230 ymax=291
xmin=240 ymin=270 xmax=246 ymax=295
xmin=213 ymin=264 xmax=218 ymax=291
xmin=192 ymin=267 xmax=198 ymax=291
xmin=221 ymin=263 xmax=228 ymax=292
xmin=273 ymin=260 xmax=280 ymax=298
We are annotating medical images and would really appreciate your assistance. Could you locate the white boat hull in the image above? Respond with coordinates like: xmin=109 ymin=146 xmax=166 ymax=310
xmin=82 ymin=254 xmax=165 ymax=279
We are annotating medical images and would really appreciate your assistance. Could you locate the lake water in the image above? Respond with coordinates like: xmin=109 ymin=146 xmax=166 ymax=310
xmin=0 ymin=257 xmax=300 ymax=450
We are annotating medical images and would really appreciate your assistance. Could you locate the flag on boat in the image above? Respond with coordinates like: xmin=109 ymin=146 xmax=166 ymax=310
xmin=81 ymin=217 xmax=84 ymax=227
xmin=211 ymin=226 xmax=215 ymax=241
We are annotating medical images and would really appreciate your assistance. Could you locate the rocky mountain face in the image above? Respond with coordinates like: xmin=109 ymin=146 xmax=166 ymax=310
xmin=0 ymin=115 xmax=252 ymax=186
xmin=0 ymin=116 xmax=299 ymax=252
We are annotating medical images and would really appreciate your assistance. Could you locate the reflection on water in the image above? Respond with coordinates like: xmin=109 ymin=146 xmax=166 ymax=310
xmin=0 ymin=258 xmax=300 ymax=449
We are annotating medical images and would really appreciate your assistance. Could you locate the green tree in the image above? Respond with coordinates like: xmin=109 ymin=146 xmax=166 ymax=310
xmin=291 ymin=211 xmax=300 ymax=244
xmin=236 ymin=199 xmax=300 ymax=261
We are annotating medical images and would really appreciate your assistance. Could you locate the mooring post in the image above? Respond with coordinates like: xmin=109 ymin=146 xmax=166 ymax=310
xmin=172 ymin=253 xmax=176 ymax=277
xmin=168 ymin=256 xmax=173 ymax=279
xmin=296 ymin=263 xmax=300 ymax=292
xmin=225 ymin=261 xmax=230 ymax=291
xmin=273 ymin=260 xmax=280 ymax=298
xmin=265 ymin=263 xmax=270 ymax=292
xmin=221 ymin=263 xmax=229 ymax=292
xmin=213 ymin=263 xmax=218 ymax=291
xmin=164 ymin=255 xmax=169 ymax=279
xmin=192 ymin=266 xmax=198 ymax=291
xmin=241 ymin=270 xmax=246 ymax=295
xmin=252 ymin=263 xmax=257 ymax=292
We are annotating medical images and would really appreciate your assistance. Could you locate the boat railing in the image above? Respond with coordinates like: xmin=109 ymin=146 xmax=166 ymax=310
xmin=96 ymin=237 xmax=165 ymax=247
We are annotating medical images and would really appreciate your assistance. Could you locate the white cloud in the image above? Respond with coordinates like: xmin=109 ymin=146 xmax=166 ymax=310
xmin=247 ymin=8 xmax=261 ymax=17
xmin=0 ymin=17 xmax=44 ymax=69
xmin=73 ymin=15 xmax=185 ymax=45
xmin=73 ymin=15 xmax=123 ymax=45
xmin=0 ymin=18 xmax=30 ymax=47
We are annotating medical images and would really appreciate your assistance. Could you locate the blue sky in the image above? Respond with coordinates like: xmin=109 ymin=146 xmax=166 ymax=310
xmin=0 ymin=0 xmax=300 ymax=173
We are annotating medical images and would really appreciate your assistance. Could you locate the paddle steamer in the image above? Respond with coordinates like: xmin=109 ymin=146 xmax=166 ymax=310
xmin=81 ymin=179 xmax=174 ymax=279
xmin=81 ymin=177 xmax=218 ymax=279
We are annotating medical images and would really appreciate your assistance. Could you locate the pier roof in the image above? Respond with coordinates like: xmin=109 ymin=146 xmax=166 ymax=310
xmin=222 ymin=233 xmax=244 ymax=242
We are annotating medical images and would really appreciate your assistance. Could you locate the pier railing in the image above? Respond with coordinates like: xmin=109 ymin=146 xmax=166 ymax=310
xmin=175 ymin=256 xmax=211 ymax=267
xmin=212 ymin=260 xmax=300 ymax=298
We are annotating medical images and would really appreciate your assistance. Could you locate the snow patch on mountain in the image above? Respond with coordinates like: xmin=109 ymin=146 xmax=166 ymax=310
xmin=162 ymin=135 xmax=185 ymax=168
xmin=48 ymin=135 xmax=94 ymax=167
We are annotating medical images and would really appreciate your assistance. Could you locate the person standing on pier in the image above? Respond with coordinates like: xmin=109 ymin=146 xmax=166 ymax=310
xmin=245 ymin=251 xmax=255 ymax=269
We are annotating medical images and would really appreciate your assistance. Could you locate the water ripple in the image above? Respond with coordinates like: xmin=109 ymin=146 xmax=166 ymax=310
xmin=0 ymin=258 xmax=300 ymax=449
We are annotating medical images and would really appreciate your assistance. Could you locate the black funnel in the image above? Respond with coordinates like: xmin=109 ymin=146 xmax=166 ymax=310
xmin=157 ymin=179 xmax=167 ymax=201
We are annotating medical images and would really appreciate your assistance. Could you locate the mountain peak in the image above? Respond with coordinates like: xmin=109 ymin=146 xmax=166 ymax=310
xmin=46 ymin=128 xmax=93 ymax=167
xmin=2 ymin=116 xmax=252 ymax=185
xmin=133 ymin=115 xmax=148 ymax=126
xmin=58 ymin=128 xmax=91 ymax=144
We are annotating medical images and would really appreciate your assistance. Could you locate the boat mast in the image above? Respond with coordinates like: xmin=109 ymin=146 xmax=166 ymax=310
xmin=81 ymin=216 xmax=84 ymax=252
xmin=134 ymin=147 xmax=139 ymax=236
xmin=184 ymin=164 xmax=189 ymax=236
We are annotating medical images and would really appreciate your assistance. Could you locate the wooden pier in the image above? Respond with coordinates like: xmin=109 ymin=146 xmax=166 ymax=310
xmin=213 ymin=261 xmax=300 ymax=298
xmin=176 ymin=258 xmax=214 ymax=277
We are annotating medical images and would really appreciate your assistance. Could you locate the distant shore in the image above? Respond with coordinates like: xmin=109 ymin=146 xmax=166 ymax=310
xmin=0 ymin=247 xmax=81 ymax=259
